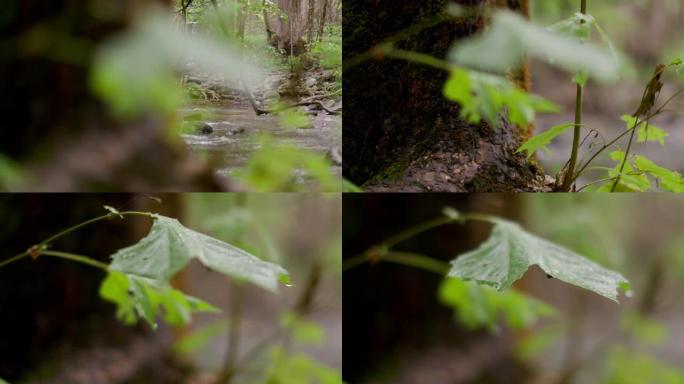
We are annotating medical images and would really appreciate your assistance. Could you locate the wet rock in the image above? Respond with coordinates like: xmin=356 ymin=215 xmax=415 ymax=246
xmin=227 ymin=127 xmax=246 ymax=136
xmin=199 ymin=123 xmax=213 ymax=135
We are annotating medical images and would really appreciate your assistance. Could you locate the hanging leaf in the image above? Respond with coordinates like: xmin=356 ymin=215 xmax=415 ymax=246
xmin=517 ymin=123 xmax=574 ymax=159
xmin=109 ymin=214 xmax=289 ymax=292
xmin=99 ymin=270 xmax=219 ymax=328
xmin=448 ymin=218 xmax=631 ymax=302
xmin=621 ymin=115 xmax=668 ymax=146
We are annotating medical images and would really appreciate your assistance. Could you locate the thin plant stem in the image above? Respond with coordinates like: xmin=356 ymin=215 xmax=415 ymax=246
xmin=609 ymin=117 xmax=640 ymax=192
xmin=0 ymin=210 xmax=153 ymax=270
xmin=343 ymin=212 xmax=496 ymax=272
xmin=40 ymin=250 xmax=109 ymax=270
xmin=39 ymin=211 xmax=152 ymax=247
xmin=562 ymin=0 xmax=587 ymax=191
xmin=568 ymin=85 xmax=684 ymax=186
xmin=0 ymin=251 xmax=29 ymax=269
xmin=380 ymin=251 xmax=450 ymax=275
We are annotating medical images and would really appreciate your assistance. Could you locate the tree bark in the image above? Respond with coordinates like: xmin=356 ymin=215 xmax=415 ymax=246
xmin=0 ymin=0 xmax=226 ymax=191
xmin=343 ymin=0 xmax=546 ymax=192
xmin=316 ymin=0 xmax=329 ymax=41
xmin=306 ymin=0 xmax=316 ymax=45
xmin=236 ymin=0 xmax=248 ymax=41
xmin=267 ymin=0 xmax=307 ymax=55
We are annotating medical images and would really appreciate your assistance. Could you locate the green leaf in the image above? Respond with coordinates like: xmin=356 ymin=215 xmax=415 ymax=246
xmin=0 ymin=378 xmax=9 ymax=384
xmin=450 ymin=11 xmax=620 ymax=82
xmin=634 ymin=155 xmax=684 ymax=192
xmin=548 ymin=12 xmax=594 ymax=41
xmin=448 ymin=218 xmax=631 ymax=302
xmin=601 ymin=151 xmax=651 ymax=192
xmin=621 ymin=115 xmax=668 ymax=146
xmin=342 ymin=178 xmax=363 ymax=192
xmin=99 ymin=271 xmax=220 ymax=328
xmin=91 ymin=6 xmax=262 ymax=117
xmin=438 ymin=277 xmax=555 ymax=332
xmin=109 ymin=214 xmax=289 ymax=292
xmin=443 ymin=67 xmax=557 ymax=127
xmin=517 ymin=123 xmax=574 ymax=159
xmin=572 ymin=71 xmax=588 ymax=87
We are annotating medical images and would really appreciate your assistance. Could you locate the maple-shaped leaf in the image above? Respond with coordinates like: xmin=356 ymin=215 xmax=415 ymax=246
xmin=448 ymin=219 xmax=630 ymax=302
xmin=109 ymin=215 xmax=289 ymax=292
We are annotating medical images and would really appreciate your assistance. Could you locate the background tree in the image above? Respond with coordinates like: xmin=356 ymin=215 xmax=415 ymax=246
xmin=343 ymin=0 xmax=548 ymax=192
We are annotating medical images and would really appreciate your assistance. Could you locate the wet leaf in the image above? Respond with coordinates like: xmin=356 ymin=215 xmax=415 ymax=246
xmin=109 ymin=214 xmax=289 ymax=292
xmin=448 ymin=218 xmax=631 ymax=302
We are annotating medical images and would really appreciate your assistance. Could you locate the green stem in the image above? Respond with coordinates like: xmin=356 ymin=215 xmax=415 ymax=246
xmin=562 ymin=0 xmax=587 ymax=191
xmin=609 ymin=117 xmax=640 ymax=192
xmin=380 ymin=251 xmax=450 ymax=275
xmin=39 ymin=211 xmax=152 ymax=247
xmin=0 ymin=251 xmax=29 ymax=269
xmin=40 ymin=251 xmax=109 ymax=270
xmin=343 ymin=212 xmax=496 ymax=272
xmin=0 ymin=210 xmax=153 ymax=270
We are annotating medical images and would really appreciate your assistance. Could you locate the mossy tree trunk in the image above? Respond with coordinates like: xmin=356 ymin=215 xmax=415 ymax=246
xmin=343 ymin=0 xmax=546 ymax=192
xmin=0 ymin=0 xmax=226 ymax=191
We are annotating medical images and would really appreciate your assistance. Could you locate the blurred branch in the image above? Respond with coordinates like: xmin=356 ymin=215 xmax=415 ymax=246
xmin=223 ymin=261 xmax=323 ymax=382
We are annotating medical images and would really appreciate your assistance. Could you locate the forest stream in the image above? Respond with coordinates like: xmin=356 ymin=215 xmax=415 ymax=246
xmin=179 ymin=69 xmax=342 ymax=186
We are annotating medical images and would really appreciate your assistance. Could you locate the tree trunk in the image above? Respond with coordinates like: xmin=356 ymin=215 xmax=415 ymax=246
xmin=317 ymin=0 xmax=329 ymax=41
xmin=306 ymin=0 xmax=316 ymax=45
xmin=343 ymin=0 xmax=546 ymax=192
xmin=267 ymin=0 xmax=307 ymax=55
xmin=0 ymin=0 xmax=226 ymax=192
xmin=236 ymin=0 xmax=248 ymax=41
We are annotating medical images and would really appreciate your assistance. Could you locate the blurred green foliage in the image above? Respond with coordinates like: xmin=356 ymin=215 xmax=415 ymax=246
xmin=264 ymin=346 xmax=342 ymax=384
xmin=439 ymin=277 xmax=556 ymax=332
xmin=603 ymin=346 xmax=684 ymax=384
xmin=100 ymin=270 xmax=220 ymax=328
xmin=234 ymin=136 xmax=338 ymax=192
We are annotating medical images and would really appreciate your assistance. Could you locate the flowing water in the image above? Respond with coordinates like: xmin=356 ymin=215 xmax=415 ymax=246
xmin=180 ymin=99 xmax=342 ymax=183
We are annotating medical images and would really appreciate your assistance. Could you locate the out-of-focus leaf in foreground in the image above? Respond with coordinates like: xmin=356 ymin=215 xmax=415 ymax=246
xmin=450 ymin=11 xmax=621 ymax=82
xmin=91 ymin=6 xmax=263 ymax=117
